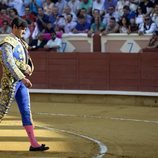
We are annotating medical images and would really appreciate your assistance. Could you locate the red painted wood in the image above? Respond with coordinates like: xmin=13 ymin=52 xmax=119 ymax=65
xmin=0 ymin=51 xmax=158 ymax=92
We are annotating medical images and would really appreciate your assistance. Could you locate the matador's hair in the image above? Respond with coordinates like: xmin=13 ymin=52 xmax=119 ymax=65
xmin=11 ymin=17 xmax=28 ymax=29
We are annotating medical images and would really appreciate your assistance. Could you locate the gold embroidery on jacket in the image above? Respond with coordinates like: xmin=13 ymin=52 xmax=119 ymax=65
xmin=0 ymin=35 xmax=33 ymax=122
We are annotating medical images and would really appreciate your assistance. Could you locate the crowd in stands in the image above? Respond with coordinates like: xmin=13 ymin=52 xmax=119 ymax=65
xmin=0 ymin=0 xmax=158 ymax=50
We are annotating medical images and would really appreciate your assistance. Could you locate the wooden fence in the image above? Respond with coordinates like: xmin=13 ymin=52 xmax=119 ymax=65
xmin=1 ymin=51 xmax=157 ymax=92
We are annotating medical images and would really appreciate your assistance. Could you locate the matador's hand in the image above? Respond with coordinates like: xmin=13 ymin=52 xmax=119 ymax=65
xmin=21 ymin=78 xmax=32 ymax=88
xmin=25 ymin=65 xmax=32 ymax=76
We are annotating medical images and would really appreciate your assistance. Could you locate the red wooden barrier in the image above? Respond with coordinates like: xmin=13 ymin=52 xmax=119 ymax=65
xmin=0 ymin=51 xmax=158 ymax=92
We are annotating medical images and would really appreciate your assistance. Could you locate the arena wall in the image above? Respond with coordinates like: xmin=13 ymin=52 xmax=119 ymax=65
xmin=1 ymin=51 xmax=157 ymax=92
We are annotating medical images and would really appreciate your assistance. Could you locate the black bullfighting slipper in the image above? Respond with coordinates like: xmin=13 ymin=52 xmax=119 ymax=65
xmin=29 ymin=144 xmax=49 ymax=151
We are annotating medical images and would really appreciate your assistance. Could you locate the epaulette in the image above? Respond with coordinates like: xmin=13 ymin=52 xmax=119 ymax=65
xmin=0 ymin=35 xmax=17 ymax=47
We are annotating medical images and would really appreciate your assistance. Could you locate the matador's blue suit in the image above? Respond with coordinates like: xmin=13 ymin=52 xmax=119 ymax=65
xmin=0 ymin=33 xmax=34 ymax=125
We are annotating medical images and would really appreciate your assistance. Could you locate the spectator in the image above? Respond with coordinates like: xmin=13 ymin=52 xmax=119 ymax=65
xmin=29 ymin=22 xmax=39 ymax=47
xmin=116 ymin=0 xmax=129 ymax=17
xmin=38 ymin=22 xmax=54 ymax=47
xmin=92 ymin=0 xmax=105 ymax=15
xmin=29 ymin=0 xmax=44 ymax=15
xmin=129 ymin=17 xmax=139 ymax=33
xmin=0 ymin=20 xmax=12 ymax=34
xmin=30 ymin=7 xmax=52 ymax=48
xmin=64 ymin=14 xmax=77 ymax=33
xmin=119 ymin=16 xmax=130 ymax=33
xmin=0 ymin=4 xmax=7 ymax=11
xmin=138 ymin=15 xmax=157 ymax=35
xmin=54 ymin=15 xmax=66 ymax=30
xmin=22 ymin=6 xmax=36 ymax=24
xmin=102 ymin=17 xmax=119 ymax=35
xmin=23 ymin=0 xmax=31 ymax=7
xmin=63 ymin=5 xmax=77 ymax=22
xmin=0 ymin=8 xmax=10 ymax=23
xmin=91 ymin=9 xmax=102 ymax=24
xmin=92 ymin=9 xmax=101 ymax=18
xmin=68 ymin=0 xmax=80 ymax=14
xmin=7 ymin=0 xmax=25 ymax=16
xmin=139 ymin=0 xmax=154 ymax=15
xmin=44 ymin=31 xmax=62 ymax=52
xmin=0 ymin=0 xmax=8 ymax=7
xmin=88 ymin=15 xmax=106 ymax=36
xmin=48 ymin=6 xmax=59 ymax=26
xmin=102 ymin=6 xmax=120 ymax=26
xmin=9 ymin=8 xmax=19 ymax=21
xmin=30 ymin=22 xmax=54 ymax=49
xmin=0 ymin=9 xmax=10 ymax=27
xmin=36 ymin=7 xmax=50 ymax=32
xmin=46 ymin=5 xmax=53 ymax=16
xmin=151 ymin=4 xmax=158 ymax=31
xmin=77 ymin=8 xmax=92 ymax=25
xmin=122 ymin=5 xmax=136 ymax=21
xmin=135 ymin=6 xmax=144 ymax=25
xmin=104 ymin=0 xmax=117 ymax=12
xmin=55 ymin=0 xmax=67 ymax=14
xmin=128 ymin=0 xmax=139 ymax=12
xmin=73 ymin=14 xmax=91 ymax=33
xmin=79 ymin=0 xmax=93 ymax=14
xmin=27 ymin=22 xmax=36 ymax=44
xmin=43 ymin=0 xmax=54 ymax=15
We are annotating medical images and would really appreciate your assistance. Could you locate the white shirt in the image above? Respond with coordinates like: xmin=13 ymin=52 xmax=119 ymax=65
xmin=46 ymin=38 xmax=62 ymax=52
xmin=116 ymin=0 xmax=128 ymax=16
xmin=64 ymin=21 xmax=77 ymax=33
xmin=92 ymin=0 xmax=105 ymax=13
xmin=139 ymin=22 xmax=157 ymax=34
xmin=68 ymin=0 xmax=80 ymax=14
xmin=152 ymin=13 xmax=158 ymax=30
xmin=135 ymin=14 xmax=144 ymax=25
xmin=129 ymin=2 xmax=138 ymax=12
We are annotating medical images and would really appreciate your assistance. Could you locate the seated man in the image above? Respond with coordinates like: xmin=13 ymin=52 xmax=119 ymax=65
xmin=102 ymin=17 xmax=119 ymax=35
xmin=0 ymin=20 xmax=12 ymax=34
xmin=138 ymin=15 xmax=157 ymax=35
xmin=29 ymin=23 xmax=54 ymax=49
xmin=72 ymin=14 xmax=90 ymax=33
xmin=44 ymin=31 xmax=62 ymax=52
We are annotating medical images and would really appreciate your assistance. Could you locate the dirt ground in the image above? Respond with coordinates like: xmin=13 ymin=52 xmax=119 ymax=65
xmin=0 ymin=95 xmax=158 ymax=158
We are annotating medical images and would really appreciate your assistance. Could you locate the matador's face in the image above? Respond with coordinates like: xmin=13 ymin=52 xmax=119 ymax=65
xmin=13 ymin=25 xmax=26 ymax=38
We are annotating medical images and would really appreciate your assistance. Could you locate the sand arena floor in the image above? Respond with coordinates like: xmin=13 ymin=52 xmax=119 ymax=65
xmin=0 ymin=94 xmax=158 ymax=158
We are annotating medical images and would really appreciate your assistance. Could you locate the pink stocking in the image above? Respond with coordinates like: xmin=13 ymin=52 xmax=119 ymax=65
xmin=24 ymin=125 xmax=40 ymax=147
